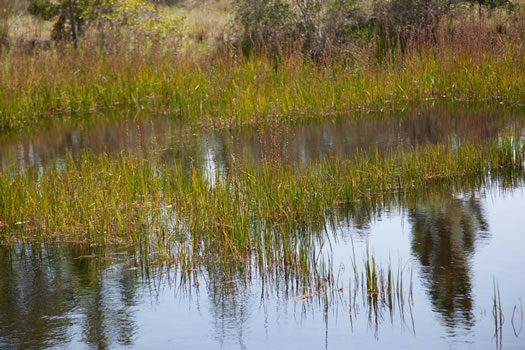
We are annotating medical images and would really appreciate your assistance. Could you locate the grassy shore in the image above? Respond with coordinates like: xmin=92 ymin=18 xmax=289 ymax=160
xmin=1 ymin=22 xmax=524 ymax=135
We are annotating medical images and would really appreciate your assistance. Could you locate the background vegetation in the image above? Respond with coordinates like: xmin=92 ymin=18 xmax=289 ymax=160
xmin=1 ymin=0 xmax=524 ymax=293
xmin=0 ymin=0 xmax=523 ymax=135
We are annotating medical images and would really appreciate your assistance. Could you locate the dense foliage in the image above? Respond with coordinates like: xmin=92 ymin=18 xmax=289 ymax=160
xmin=232 ymin=0 xmax=518 ymax=56
xmin=28 ymin=0 xmax=184 ymax=41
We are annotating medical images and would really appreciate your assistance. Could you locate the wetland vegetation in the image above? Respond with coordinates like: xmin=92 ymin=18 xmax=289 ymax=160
xmin=0 ymin=0 xmax=524 ymax=134
xmin=1 ymin=0 xmax=525 ymax=348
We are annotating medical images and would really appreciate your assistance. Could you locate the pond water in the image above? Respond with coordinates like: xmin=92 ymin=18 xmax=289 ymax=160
xmin=1 ymin=175 xmax=524 ymax=349
xmin=1 ymin=105 xmax=525 ymax=171
xmin=1 ymin=106 xmax=525 ymax=349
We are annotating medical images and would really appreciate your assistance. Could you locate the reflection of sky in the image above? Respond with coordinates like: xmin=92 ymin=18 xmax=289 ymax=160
xmin=1 ymin=187 xmax=524 ymax=349
xmin=128 ymin=185 xmax=525 ymax=349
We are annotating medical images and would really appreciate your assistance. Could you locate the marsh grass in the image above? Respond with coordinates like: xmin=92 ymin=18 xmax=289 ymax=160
xmin=0 ymin=13 xmax=524 ymax=134
xmin=1 ymin=2 xmax=525 ymax=336
xmin=1 ymin=136 xmax=524 ymax=281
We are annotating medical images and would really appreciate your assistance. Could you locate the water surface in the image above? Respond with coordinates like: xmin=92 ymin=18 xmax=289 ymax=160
xmin=1 ymin=175 xmax=524 ymax=349
xmin=1 ymin=106 xmax=525 ymax=349
xmin=2 ymin=105 xmax=525 ymax=171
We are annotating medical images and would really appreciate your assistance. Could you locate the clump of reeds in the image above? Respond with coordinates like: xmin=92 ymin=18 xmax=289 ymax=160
xmin=0 ymin=136 xmax=523 ymax=281
xmin=358 ymin=250 xmax=413 ymax=323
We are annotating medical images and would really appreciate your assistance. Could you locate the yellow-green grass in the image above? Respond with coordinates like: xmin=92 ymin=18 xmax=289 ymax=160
xmin=1 ymin=40 xmax=524 ymax=135
xmin=1 ymin=3 xmax=524 ymax=135
xmin=1 ymin=137 xmax=523 ymax=264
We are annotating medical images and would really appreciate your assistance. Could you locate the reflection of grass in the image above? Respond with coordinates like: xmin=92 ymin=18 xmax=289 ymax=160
xmin=493 ymin=278 xmax=504 ymax=349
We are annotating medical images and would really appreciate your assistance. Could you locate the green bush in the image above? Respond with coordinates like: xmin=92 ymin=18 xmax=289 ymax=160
xmin=104 ymin=0 xmax=184 ymax=40
xmin=233 ymin=0 xmax=368 ymax=57
xmin=28 ymin=0 xmax=111 ymax=41
xmin=28 ymin=0 xmax=184 ymax=42
xmin=234 ymin=0 xmax=294 ymax=54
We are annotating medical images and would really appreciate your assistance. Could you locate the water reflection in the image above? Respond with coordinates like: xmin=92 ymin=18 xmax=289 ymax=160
xmin=409 ymin=193 xmax=489 ymax=333
xmin=208 ymin=281 xmax=252 ymax=349
xmin=0 ymin=177 xmax=524 ymax=348
xmin=1 ymin=106 xmax=524 ymax=171
xmin=0 ymin=247 xmax=73 ymax=349
xmin=0 ymin=246 xmax=141 ymax=349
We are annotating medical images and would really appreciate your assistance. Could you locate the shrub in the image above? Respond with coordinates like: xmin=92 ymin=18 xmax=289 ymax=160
xmin=28 ymin=0 xmax=184 ymax=42
xmin=28 ymin=0 xmax=112 ymax=41
xmin=467 ymin=0 xmax=515 ymax=14
xmin=294 ymin=0 xmax=368 ymax=59
xmin=104 ymin=0 xmax=184 ymax=40
xmin=233 ymin=0 xmax=369 ymax=57
xmin=378 ymin=0 xmax=452 ymax=35
xmin=233 ymin=0 xmax=294 ymax=54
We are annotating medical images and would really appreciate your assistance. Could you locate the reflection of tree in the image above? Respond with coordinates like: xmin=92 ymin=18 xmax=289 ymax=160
xmin=0 ymin=245 xmax=140 ymax=349
xmin=68 ymin=249 xmax=140 ymax=349
xmin=1 ymin=106 xmax=522 ymax=172
xmin=204 ymin=265 xmax=252 ymax=350
xmin=408 ymin=194 xmax=488 ymax=331
xmin=335 ymin=200 xmax=379 ymax=233
xmin=0 ymin=246 xmax=73 ymax=349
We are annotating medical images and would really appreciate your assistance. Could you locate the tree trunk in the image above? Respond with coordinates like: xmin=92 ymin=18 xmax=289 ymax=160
xmin=68 ymin=0 xmax=77 ymax=48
